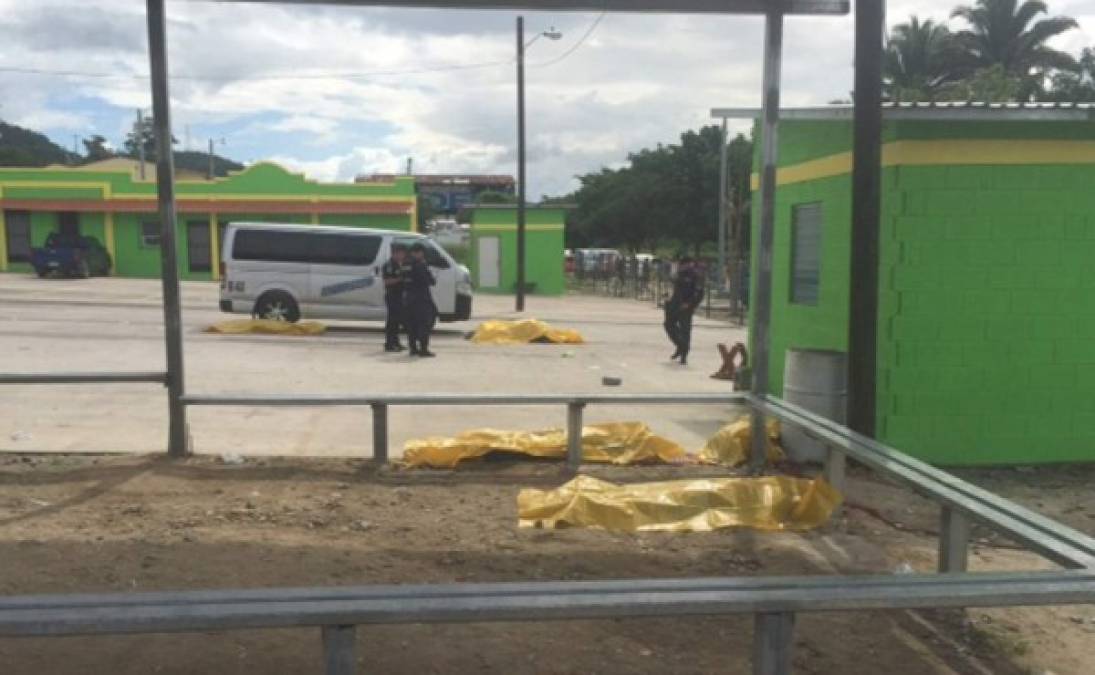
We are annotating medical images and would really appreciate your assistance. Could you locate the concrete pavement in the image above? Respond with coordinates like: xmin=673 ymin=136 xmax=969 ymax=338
xmin=0 ymin=274 xmax=746 ymax=458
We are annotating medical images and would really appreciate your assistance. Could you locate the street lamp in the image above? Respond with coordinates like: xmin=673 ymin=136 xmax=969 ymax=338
xmin=516 ymin=18 xmax=563 ymax=312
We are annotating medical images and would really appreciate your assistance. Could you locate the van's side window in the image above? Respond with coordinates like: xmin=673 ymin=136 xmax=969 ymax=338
xmin=311 ymin=233 xmax=381 ymax=266
xmin=233 ymin=230 xmax=381 ymax=266
xmin=234 ymin=230 xmax=311 ymax=263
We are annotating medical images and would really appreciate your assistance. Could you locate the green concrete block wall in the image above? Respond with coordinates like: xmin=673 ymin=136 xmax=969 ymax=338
xmin=879 ymin=163 xmax=1095 ymax=465
xmin=467 ymin=208 xmax=566 ymax=296
xmin=752 ymin=118 xmax=1095 ymax=465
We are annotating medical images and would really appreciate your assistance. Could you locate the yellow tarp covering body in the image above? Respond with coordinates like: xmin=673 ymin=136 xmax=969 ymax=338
xmin=518 ymin=475 xmax=842 ymax=532
xmin=471 ymin=319 xmax=584 ymax=345
xmin=697 ymin=417 xmax=785 ymax=467
xmin=206 ymin=319 xmax=327 ymax=336
xmin=403 ymin=422 xmax=686 ymax=469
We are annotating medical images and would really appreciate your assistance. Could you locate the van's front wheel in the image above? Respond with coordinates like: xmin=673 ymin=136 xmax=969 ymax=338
xmin=253 ymin=291 xmax=300 ymax=323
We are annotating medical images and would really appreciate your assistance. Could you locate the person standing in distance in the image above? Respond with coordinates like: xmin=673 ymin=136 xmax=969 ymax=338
xmin=381 ymin=243 xmax=409 ymax=352
xmin=665 ymin=256 xmax=704 ymax=365
xmin=405 ymin=242 xmax=438 ymax=358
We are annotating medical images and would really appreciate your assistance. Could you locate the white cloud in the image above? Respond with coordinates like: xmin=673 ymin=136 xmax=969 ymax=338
xmin=0 ymin=0 xmax=1092 ymax=196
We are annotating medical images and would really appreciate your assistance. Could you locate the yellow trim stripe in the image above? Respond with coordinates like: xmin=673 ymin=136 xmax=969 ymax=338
xmin=0 ymin=201 xmax=8 ymax=272
xmin=210 ymin=213 xmax=221 ymax=281
xmin=104 ymin=213 xmax=116 ymax=275
xmin=750 ymin=139 xmax=1095 ymax=190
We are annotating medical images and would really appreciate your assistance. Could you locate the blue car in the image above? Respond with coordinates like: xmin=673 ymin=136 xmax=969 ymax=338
xmin=31 ymin=233 xmax=113 ymax=278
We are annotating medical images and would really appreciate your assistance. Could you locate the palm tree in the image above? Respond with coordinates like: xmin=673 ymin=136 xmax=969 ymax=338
xmin=884 ymin=16 xmax=965 ymax=101
xmin=951 ymin=0 xmax=1078 ymax=97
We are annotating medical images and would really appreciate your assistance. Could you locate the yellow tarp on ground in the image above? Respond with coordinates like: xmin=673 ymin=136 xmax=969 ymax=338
xmin=518 ymin=474 xmax=842 ymax=532
xmin=403 ymin=422 xmax=686 ymax=469
xmin=696 ymin=417 xmax=786 ymax=467
xmin=205 ymin=319 xmax=327 ymax=336
xmin=471 ymin=319 xmax=584 ymax=345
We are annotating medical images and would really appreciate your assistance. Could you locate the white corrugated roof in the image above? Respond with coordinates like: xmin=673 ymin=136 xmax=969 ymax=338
xmin=711 ymin=102 xmax=1095 ymax=121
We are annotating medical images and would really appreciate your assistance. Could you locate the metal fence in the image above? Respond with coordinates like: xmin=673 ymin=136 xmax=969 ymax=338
xmin=569 ymin=256 xmax=748 ymax=324
xmin=1 ymin=390 xmax=1093 ymax=675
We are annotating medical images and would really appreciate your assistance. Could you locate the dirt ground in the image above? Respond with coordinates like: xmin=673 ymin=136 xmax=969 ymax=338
xmin=0 ymin=454 xmax=1092 ymax=675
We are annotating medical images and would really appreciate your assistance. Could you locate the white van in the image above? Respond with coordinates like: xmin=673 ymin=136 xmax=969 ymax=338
xmin=218 ymin=222 xmax=473 ymax=323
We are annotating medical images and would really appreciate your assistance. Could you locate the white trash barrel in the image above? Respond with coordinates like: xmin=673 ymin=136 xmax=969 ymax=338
xmin=782 ymin=349 xmax=847 ymax=463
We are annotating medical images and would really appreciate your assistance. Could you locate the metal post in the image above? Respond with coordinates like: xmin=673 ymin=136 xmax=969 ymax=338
xmin=146 ymin=0 xmax=189 ymax=458
xmin=824 ymin=446 xmax=846 ymax=493
xmin=371 ymin=403 xmax=389 ymax=464
xmin=136 ymin=109 xmax=146 ymax=181
xmin=321 ymin=625 xmax=356 ymax=675
xmin=753 ymin=612 xmax=795 ymax=675
xmin=939 ymin=506 xmax=971 ymax=573
xmin=848 ymin=0 xmax=885 ymax=438
xmin=208 ymin=138 xmax=215 ymax=180
xmin=566 ymin=402 xmax=585 ymax=469
xmin=717 ymin=117 xmax=729 ymax=291
xmin=515 ymin=15 xmax=527 ymax=312
xmin=750 ymin=9 xmax=784 ymax=471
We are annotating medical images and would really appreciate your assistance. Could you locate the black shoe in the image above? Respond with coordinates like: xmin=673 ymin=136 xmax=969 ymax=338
xmin=384 ymin=345 xmax=401 ymax=353
xmin=679 ymin=357 xmax=688 ymax=365
xmin=419 ymin=350 xmax=437 ymax=358
xmin=394 ymin=343 xmax=406 ymax=351
xmin=670 ymin=350 xmax=681 ymax=361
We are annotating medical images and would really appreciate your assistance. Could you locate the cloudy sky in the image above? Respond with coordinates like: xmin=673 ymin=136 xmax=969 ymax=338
xmin=0 ymin=0 xmax=1091 ymax=197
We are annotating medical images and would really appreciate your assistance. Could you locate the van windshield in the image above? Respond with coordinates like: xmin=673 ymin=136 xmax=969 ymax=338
xmin=396 ymin=238 xmax=450 ymax=269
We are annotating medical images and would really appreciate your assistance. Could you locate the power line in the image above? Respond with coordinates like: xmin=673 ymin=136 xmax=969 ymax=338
xmin=528 ymin=9 xmax=607 ymax=68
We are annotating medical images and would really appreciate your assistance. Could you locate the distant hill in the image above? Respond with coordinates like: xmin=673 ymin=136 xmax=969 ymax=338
xmin=173 ymin=150 xmax=244 ymax=178
xmin=0 ymin=120 xmax=244 ymax=177
xmin=0 ymin=121 xmax=77 ymax=167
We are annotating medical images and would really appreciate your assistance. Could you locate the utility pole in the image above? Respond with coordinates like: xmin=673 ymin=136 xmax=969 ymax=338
xmin=516 ymin=15 xmax=527 ymax=312
xmin=137 ymin=109 xmax=146 ymax=180
xmin=208 ymin=137 xmax=215 ymax=179
xmin=717 ymin=118 xmax=729 ymax=291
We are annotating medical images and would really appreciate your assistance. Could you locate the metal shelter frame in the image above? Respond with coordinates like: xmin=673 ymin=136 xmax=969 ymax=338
xmin=2 ymin=1 xmax=1094 ymax=674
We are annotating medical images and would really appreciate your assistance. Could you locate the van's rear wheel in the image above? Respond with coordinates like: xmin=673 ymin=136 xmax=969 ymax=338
xmin=253 ymin=291 xmax=300 ymax=323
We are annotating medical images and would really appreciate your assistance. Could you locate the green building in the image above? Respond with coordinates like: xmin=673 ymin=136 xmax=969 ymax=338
xmin=0 ymin=159 xmax=417 ymax=280
xmin=749 ymin=103 xmax=1095 ymax=465
xmin=464 ymin=204 xmax=568 ymax=296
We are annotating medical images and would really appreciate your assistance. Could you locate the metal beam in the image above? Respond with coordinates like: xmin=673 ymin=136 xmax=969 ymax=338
xmin=1 ymin=571 xmax=1093 ymax=637
xmin=0 ymin=372 xmax=167 ymax=385
xmin=146 ymin=0 xmax=190 ymax=458
xmin=181 ymin=392 xmax=750 ymax=406
xmin=750 ymin=8 xmax=782 ymax=470
xmin=847 ymin=0 xmax=884 ymax=438
xmin=711 ymin=105 xmax=1095 ymax=122
xmin=205 ymin=0 xmax=850 ymax=16
xmin=753 ymin=395 xmax=1095 ymax=569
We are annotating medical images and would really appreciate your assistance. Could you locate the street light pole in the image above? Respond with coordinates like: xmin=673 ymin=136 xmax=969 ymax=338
xmin=516 ymin=15 xmax=527 ymax=312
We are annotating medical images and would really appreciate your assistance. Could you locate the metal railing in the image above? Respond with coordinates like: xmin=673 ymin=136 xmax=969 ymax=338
xmin=1 ymin=391 xmax=1094 ymax=675
xmin=182 ymin=392 xmax=750 ymax=465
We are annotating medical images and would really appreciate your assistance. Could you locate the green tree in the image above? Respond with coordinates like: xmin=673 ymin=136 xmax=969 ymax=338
xmin=939 ymin=64 xmax=1026 ymax=101
xmin=81 ymin=135 xmax=114 ymax=162
xmin=1044 ymin=47 xmax=1095 ymax=101
xmin=883 ymin=17 xmax=965 ymax=101
xmin=951 ymin=0 xmax=1079 ymax=99
xmin=124 ymin=115 xmax=178 ymax=161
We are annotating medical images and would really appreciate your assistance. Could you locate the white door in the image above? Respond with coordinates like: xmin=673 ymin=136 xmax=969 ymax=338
xmin=478 ymin=236 xmax=500 ymax=288
xmin=308 ymin=232 xmax=386 ymax=319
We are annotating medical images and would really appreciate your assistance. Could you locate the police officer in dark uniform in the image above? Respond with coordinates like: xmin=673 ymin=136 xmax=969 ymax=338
xmin=381 ymin=243 xmax=409 ymax=352
xmin=405 ymin=242 xmax=438 ymax=358
xmin=663 ymin=256 xmax=704 ymax=365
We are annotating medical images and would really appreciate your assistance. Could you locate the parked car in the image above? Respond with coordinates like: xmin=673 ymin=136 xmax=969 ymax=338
xmin=31 ymin=233 xmax=113 ymax=278
xmin=218 ymin=222 xmax=473 ymax=323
